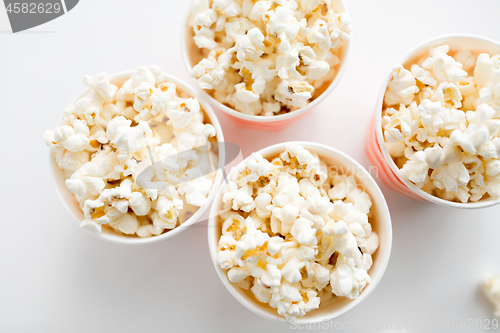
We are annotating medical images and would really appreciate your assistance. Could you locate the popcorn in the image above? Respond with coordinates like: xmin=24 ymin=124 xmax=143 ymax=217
xmin=221 ymin=181 xmax=255 ymax=212
xmin=245 ymin=152 xmax=273 ymax=182
xmin=431 ymin=82 xmax=463 ymax=108
xmin=216 ymin=144 xmax=379 ymax=321
xmin=275 ymin=78 xmax=315 ymax=108
xmin=483 ymin=275 xmax=500 ymax=317
xmin=154 ymin=191 xmax=184 ymax=229
xmin=323 ymin=220 xmax=361 ymax=265
xmin=81 ymin=179 xmax=152 ymax=225
xmin=107 ymin=117 xmax=160 ymax=160
xmin=83 ymin=72 xmax=118 ymax=99
xmin=329 ymin=254 xmax=371 ymax=299
xmin=189 ymin=0 xmax=349 ymax=115
xmin=214 ymin=0 xmax=241 ymax=17
xmin=178 ymin=168 xmax=213 ymax=206
xmin=65 ymin=146 xmax=120 ymax=201
xmin=52 ymin=121 xmax=91 ymax=153
xmin=54 ymin=150 xmax=91 ymax=172
xmin=115 ymin=213 xmax=140 ymax=235
xmin=290 ymin=218 xmax=317 ymax=245
xmin=429 ymin=160 xmax=470 ymax=193
xmin=45 ymin=66 xmax=218 ymax=237
xmin=411 ymin=65 xmax=437 ymax=87
xmin=474 ymin=54 xmax=500 ymax=88
xmin=382 ymin=45 xmax=500 ymax=203
xmin=384 ymin=66 xmax=419 ymax=106
xmin=422 ymin=45 xmax=467 ymax=82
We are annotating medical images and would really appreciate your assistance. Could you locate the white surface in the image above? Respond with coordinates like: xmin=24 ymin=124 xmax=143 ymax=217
xmin=1 ymin=1 xmax=499 ymax=332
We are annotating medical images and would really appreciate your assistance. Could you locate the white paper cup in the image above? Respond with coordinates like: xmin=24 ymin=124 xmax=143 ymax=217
xmin=208 ymin=141 xmax=392 ymax=323
xmin=50 ymin=71 xmax=225 ymax=245
xmin=371 ymin=34 xmax=500 ymax=209
xmin=181 ymin=1 xmax=352 ymax=131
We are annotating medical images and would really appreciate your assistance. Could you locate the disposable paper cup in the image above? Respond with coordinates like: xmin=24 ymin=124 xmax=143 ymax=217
xmin=50 ymin=71 xmax=225 ymax=245
xmin=181 ymin=1 xmax=351 ymax=131
xmin=208 ymin=141 xmax=392 ymax=323
xmin=369 ymin=34 xmax=500 ymax=209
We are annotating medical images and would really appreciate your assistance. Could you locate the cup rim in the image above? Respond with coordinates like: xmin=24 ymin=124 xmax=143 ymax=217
xmin=49 ymin=70 xmax=225 ymax=245
xmin=180 ymin=0 xmax=352 ymax=123
xmin=375 ymin=34 xmax=500 ymax=209
xmin=207 ymin=141 xmax=392 ymax=323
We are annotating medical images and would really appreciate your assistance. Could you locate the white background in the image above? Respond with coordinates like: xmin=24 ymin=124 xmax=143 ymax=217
xmin=1 ymin=0 xmax=500 ymax=332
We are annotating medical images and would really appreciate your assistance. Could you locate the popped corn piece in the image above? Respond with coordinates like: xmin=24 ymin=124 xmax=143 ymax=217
xmin=52 ymin=120 xmax=91 ymax=153
xmin=178 ymin=168 xmax=213 ymax=206
xmin=83 ymin=72 xmax=118 ymax=99
xmin=115 ymin=213 xmax=140 ymax=235
xmin=411 ymin=64 xmax=437 ymax=87
xmin=80 ymin=219 xmax=102 ymax=234
xmin=322 ymin=220 xmax=361 ymax=265
xmin=384 ymin=66 xmax=419 ymax=107
xmin=330 ymin=254 xmax=372 ymax=299
xmin=431 ymin=82 xmax=463 ymax=108
xmin=65 ymin=146 xmax=121 ymax=201
xmin=275 ymin=78 xmax=315 ymax=109
xmin=107 ymin=117 xmax=160 ymax=160
xmin=422 ymin=45 xmax=467 ymax=82
xmin=483 ymin=275 xmax=500 ymax=317
xmin=221 ymin=181 xmax=256 ymax=212
xmin=154 ymin=191 xmax=184 ymax=229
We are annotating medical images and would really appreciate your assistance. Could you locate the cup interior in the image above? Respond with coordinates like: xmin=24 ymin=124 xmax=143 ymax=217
xmin=208 ymin=141 xmax=392 ymax=323
xmin=50 ymin=71 xmax=225 ymax=245
xmin=375 ymin=35 xmax=500 ymax=209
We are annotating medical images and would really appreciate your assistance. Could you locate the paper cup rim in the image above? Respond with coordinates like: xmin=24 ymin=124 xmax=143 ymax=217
xmin=49 ymin=70 xmax=225 ymax=245
xmin=207 ymin=141 xmax=392 ymax=323
xmin=180 ymin=0 xmax=352 ymax=123
xmin=375 ymin=34 xmax=500 ymax=209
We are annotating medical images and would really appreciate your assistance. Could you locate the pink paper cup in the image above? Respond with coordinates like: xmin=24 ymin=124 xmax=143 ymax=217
xmin=50 ymin=71 xmax=225 ymax=245
xmin=369 ymin=34 xmax=500 ymax=208
xmin=208 ymin=141 xmax=392 ymax=323
xmin=181 ymin=0 xmax=352 ymax=131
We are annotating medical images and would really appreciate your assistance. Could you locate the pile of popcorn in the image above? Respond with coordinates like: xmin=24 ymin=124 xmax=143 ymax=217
xmin=44 ymin=66 xmax=217 ymax=237
xmin=216 ymin=143 xmax=379 ymax=321
xmin=189 ymin=0 xmax=350 ymax=116
xmin=382 ymin=45 xmax=500 ymax=203
xmin=483 ymin=275 xmax=500 ymax=317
